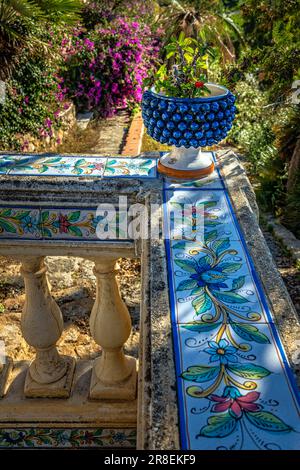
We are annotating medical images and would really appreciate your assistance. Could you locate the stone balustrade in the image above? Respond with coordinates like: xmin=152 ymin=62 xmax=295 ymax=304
xmin=1 ymin=152 xmax=299 ymax=450
xmin=0 ymin=159 xmax=165 ymax=448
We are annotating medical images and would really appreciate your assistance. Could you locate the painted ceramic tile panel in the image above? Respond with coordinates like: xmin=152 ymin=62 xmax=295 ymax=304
xmin=164 ymin=169 xmax=224 ymax=190
xmin=163 ymin=153 xmax=300 ymax=450
xmin=0 ymin=206 xmax=42 ymax=239
xmin=2 ymin=155 xmax=107 ymax=177
xmin=167 ymin=238 xmax=271 ymax=324
xmin=40 ymin=207 xmax=128 ymax=241
xmin=104 ymin=157 xmax=157 ymax=178
xmin=0 ymin=154 xmax=158 ymax=178
xmin=0 ymin=428 xmax=136 ymax=448
xmin=165 ymin=189 xmax=240 ymax=242
xmin=175 ymin=324 xmax=300 ymax=450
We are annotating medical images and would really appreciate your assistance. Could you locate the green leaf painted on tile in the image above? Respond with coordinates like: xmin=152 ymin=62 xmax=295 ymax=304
xmin=191 ymin=286 xmax=205 ymax=295
xmin=0 ymin=219 xmax=17 ymax=233
xmin=245 ymin=411 xmax=293 ymax=432
xmin=232 ymin=276 xmax=246 ymax=290
xmin=73 ymin=167 xmax=84 ymax=175
xmin=202 ymin=201 xmax=217 ymax=209
xmin=181 ymin=365 xmax=220 ymax=383
xmin=227 ymin=363 xmax=271 ymax=379
xmin=45 ymin=158 xmax=62 ymax=164
xmin=192 ymin=292 xmax=212 ymax=314
xmin=205 ymin=220 xmax=220 ymax=227
xmin=177 ymin=279 xmax=198 ymax=291
xmin=212 ymin=238 xmax=230 ymax=256
xmin=68 ymin=226 xmax=83 ymax=237
xmin=174 ymin=258 xmax=197 ymax=273
xmin=38 ymin=165 xmax=48 ymax=173
xmin=41 ymin=227 xmax=52 ymax=238
xmin=204 ymin=230 xmax=218 ymax=244
xmin=41 ymin=211 xmax=50 ymax=223
xmin=14 ymin=210 xmax=31 ymax=220
xmin=218 ymin=262 xmax=242 ymax=273
xmin=0 ymin=209 xmax=12 ymax=217
xmin=172 ymin=241 xmax=187 ymax=250
xmin=182 ymin=322 xmax=220 ymax=333
xmin=200 ymin=414 xmax=237 ymax=438
xmin=68 ymin=211 xmax=81 ymax=222
xmin=140 ymin=159 xmax=152 ymax=168
xmin=74 ymin=159 xmax=86 ymax=166
xmin=231 ymin=323 xmax=270 ymax=344
xmin=213 ymin=290 xmax=248 ymax=304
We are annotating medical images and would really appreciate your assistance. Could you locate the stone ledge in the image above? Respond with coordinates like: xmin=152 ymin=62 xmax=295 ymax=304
xmin=0 ymin=360 xmax=136 ymax=427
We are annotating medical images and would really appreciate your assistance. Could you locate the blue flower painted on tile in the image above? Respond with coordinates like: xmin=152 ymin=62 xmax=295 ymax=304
xmin=174 ymin=237 xmax=264 ymax=326
xmin=0 ymin=208 xmax=41 ymax=238
xmin=204 ymin=339 xmax=238 ymax=364
xmin=20 ymin=214 xmax=40 ymax=234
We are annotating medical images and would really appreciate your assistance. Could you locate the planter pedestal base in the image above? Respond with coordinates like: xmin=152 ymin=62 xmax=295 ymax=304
xmin=158 ymin=148 xmax=214 ymax=179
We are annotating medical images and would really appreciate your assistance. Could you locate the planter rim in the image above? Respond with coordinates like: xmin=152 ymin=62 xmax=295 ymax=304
xmin=148 ymin=83 xmax=230 ymax=103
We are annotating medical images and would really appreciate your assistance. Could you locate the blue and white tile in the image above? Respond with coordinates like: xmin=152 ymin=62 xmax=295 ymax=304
xmin=39 ymin=206 xmax=130 ymax=241
xmin=167 ymin=238 xmax=272 ymax=324
xmin=7 ymin=155 xmax=107 ymax=177
xmin=104 ymin=157 xmax=157 ymax=178
xmin=0 ymin=206 xmax=42 ymax=239
xmin=164 ymin=169 xmax=224 ymax=190
xmin=165 ymin=189 xmax=240 ymax=241
xmin=175 ymin=324 xmax=300 ymax=450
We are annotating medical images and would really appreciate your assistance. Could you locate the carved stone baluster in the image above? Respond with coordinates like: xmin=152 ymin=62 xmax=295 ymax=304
xmin=20 ymin=256 xmax=75 ymax=397
xmin=89 ymin=257 xmax=137 ymax=400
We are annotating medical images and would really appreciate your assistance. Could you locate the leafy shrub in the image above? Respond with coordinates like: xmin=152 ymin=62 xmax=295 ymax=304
xmin=0 ymin=32 xmax=66 ymax=150
xmin=228 ymin=78 xmax=277 ymax=172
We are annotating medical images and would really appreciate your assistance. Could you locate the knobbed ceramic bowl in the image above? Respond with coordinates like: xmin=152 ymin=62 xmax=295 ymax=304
xmin=142 ymin=83 xmax=236 ymax=178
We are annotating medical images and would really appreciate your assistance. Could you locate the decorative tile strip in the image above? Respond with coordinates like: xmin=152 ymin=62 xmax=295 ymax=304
xmin=0 ymin=154 xmax=157 ymax=179
xmin=0 ymin=205 xmax=127 ymax=241
xmin=0 ymin=428 xmax=136 ymax=448
xmin=104 ymin=157 xmax=157 ymax=178
xmin=163 ymin=152 xmax=300 ymax=450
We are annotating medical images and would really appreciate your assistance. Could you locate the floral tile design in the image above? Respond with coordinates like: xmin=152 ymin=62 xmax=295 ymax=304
xmin=165 ymin=189 xmax=240 ymax=244
xmin=0 ymin=154 xmax=158 ymax=178
xmin=104 ymin=157 xmax=157 ymax=178
xmin=0 ymin=206 xmax=41 ymax=239
xmin=0 ymin=427 xmax=136 ymax=448
xmin=164 ymin=169 xmax=224 ymax=190
xmin=175 ymin=324 xmax=300 ymax=450
xmin=3 ymin=155 xmax=106 ymax=177
xmin=40 ymin=207 xmax=130 ymax=241
xmin=163 ymin=155 xmax=300 ymax=450
xmin=167 ymin=238 xmax=271 ymax=324
xmin=0 ymin=206 xmax=130 ymax=241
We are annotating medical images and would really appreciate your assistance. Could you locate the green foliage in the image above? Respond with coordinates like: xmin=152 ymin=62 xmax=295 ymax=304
xmin=157 ymin=0 xmax=244 ymax=64
xmin=0 ymin=0 xmax=82 ymax=80
xmin=147 ymin=33 xmax=215 ymax=97
xmin=0 ymin=25 xmax=65 ymax=150
xmin=228 ymin=79 xmax=277 ymax=172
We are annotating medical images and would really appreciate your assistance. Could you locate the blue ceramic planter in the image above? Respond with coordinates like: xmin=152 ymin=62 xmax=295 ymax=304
xmin=142 ymin=83 xmax=236 ymax=149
